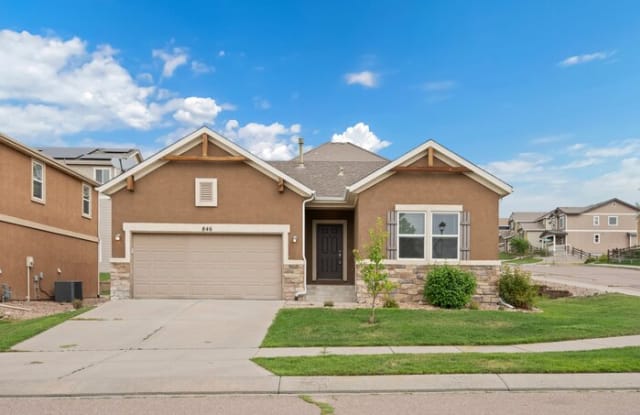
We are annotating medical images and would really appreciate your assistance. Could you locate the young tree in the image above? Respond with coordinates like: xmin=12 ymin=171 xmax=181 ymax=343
xmin=510 ymin=236 xmax=530 ymax=256
xmin=353 ymin=217 xmax=397 ymax=324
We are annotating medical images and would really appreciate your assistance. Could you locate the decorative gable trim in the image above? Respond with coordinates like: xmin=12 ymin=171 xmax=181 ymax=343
xmin=97 ymin=127 xmax=313 ymax=197
xmin=347 ymin=140 xmax=513 ymax=197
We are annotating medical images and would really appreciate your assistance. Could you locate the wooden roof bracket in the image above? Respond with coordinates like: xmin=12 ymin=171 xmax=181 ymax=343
xmin=277 ymin=178 xmax=285 ymax=193
xmin=126 ymin=175 xmax=135 ymax=192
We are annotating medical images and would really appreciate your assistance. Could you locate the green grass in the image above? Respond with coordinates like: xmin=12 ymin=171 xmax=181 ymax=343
xmin=262 ymin=294 xmax=640 ymax=347
xmin=99 ymin=272 xmax=111 ymax=282
xmin=499 ymin=252 xmax=517 ymax=260
xmin=254 ymin=347 xmax=640 ymax=376
xmin=0 ymin=308 xmax=90 ymax=351
xmin=504 ymin=256 xmax=543 ymax=265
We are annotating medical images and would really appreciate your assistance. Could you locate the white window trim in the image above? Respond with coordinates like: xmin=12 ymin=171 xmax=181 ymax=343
xmin=82 ymin=183 xmax=92 ymax=219
xmin=93 ymin=167 xmax=112 ymax=185
xmin=608 ymin=215 xmax=618 ymax=226
xmin=31 ymin=159 xmax=45 ymax=204
xmin=311 ymin=220 xmax=348 ymax=282
xmin=431 ymin=211 xmax=460 ymax=261
xmin=395 ymin=205 xmax=462 ymax=262
xmin=195 ymin=178 xmax=218 ymax=207
xmin=593 ymin=233 xmax=601 ymax=244
xmin=397 ymin=212 xmax=427 ymax=260
xmin=593 ymin=215 xmax=600 ymax=226
xmin=558 ymin=215 xmax=565 ymax=229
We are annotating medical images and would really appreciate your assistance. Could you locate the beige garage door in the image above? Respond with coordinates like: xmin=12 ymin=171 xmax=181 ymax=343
xmin=132 ymin=233 xmax=282 ymax=299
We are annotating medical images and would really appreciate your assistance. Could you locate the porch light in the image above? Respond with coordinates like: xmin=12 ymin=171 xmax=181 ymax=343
xmin=292 ymin=235 xmax=298 ymax=243
xmin=115 ymin=233 xmax=121 ymax=241
xmin=438 ymin=221 xmax=446 ymax=234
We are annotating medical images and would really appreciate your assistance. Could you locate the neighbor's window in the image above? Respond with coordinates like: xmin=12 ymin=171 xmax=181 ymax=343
xmin=94 ymin=168 xmax=111 ymax=184
xmin=593 ymin=216 xmax=600 ymax=226
xmin=558 ymin=216 xmax=565 ymax=229
xmin=432 ymin=213 xmax=459 ymax=259
xmin=398 ymin=212 xmax=425 ymax=259
xmin=608 ymin=216 xmax=618 ymax=226
xmin=82 ymin=183 xmax=92 ymax=218
xmin=31 ymin=160 xmax=45 ymax=203
xmin=593 ymin=234 xmax=601 ymax=244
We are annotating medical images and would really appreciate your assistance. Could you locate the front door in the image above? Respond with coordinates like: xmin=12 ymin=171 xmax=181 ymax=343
xmin=316 ymin=224 xmax=343 ymax=280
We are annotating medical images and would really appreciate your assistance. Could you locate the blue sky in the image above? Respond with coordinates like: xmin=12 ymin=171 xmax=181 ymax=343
xmin=1 ymin=1 xmax=639 ymax=214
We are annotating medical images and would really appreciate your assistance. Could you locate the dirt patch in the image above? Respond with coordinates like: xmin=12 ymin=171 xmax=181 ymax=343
xmin=0 ymin=298 xmax=107 ymax=320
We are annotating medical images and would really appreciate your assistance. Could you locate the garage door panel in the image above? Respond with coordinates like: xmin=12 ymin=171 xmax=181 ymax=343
xmin=132 ymin=234 xmax=282 ymax=299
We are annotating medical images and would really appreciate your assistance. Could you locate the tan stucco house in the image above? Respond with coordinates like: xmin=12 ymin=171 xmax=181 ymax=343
xmin=99 ymin=127 xmax=512 ymax=305
xmin=0 ymin=133 xmax=99 ymax=300
xmin=504 ymin=212 xmax=546 ymax=251
xmin=38 ymin=147 xmax=143 ymax=273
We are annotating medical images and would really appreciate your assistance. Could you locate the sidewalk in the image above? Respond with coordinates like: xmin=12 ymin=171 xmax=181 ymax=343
xmin=255 ymin=335 xmax=640 ymax=357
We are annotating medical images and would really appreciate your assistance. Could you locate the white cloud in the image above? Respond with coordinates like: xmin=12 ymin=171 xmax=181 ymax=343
xmin=223 ymin=120 xmax=301 ymax=160
xmin=170 ymin=97 xmax=222 ymax=126
xmin=331 ymin=122 xmax=390 ymax=152
xmin=558 ymin=51 xmax=614 ymax=67
xmin=344 ymin=71 xmax=379 ymax=88
xmin=218 ymin=50 xmax=225 ymax=57
xmin=559 ymin=158 xmax=601 ymax=169
xmin=191 ymin=60 xmax=214 ymax=74
xmin=584 ymin=139 xmax=640 ymax=158
xmin=422 ymin=80 xmax=456 ymax=91
xmin=483 ymin=153 xmax=550 ymax=182
xmin=529 ymin=133 xmax=572 ymax=145
xmin=252 ymin=96 xmax=271 ymax=110
xmin=0 ymin=30 xmax=227 ymax=144
xmin=152 ymin=46 xmax=188 ymax=77
xmin=137 ymin=72 xmax=154 ymax=83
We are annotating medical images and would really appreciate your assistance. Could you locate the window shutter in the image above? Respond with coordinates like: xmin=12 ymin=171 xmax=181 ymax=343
xmin=460 ymin=211 xmax=471 ymax=260
xmin=195 ymin=178 xmax=218 ymax=207
xmin=386 ymin=210 xmax=397 ymax=259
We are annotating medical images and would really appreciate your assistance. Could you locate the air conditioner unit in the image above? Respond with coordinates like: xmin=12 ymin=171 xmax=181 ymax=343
xmin=54 ymin=281 xmax=83 ymax=303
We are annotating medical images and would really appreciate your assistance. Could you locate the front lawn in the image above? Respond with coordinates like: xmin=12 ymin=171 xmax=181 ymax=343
xmin=262 ymin=294 xmax=640 ymax=347
xmin=503 ymin=256 xmax=543 ymax=265
xmin=0 ymin=308 xmax=90 ymax=351
xmin=254 ymin=347 xmax=640 ymax=376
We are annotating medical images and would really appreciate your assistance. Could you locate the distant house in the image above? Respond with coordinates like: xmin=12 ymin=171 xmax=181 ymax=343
xmin=505 ymin=211 xmax=546 ymax=251
xmin=0 ymin=133 xmax=99 ymax=300
xmin=539 ymin=198 xmax=638 ymax=255
xmin=498 ymin=218 xmax=510 ymax=252
xmin=38 ymin=147 xmax=143 ymax=272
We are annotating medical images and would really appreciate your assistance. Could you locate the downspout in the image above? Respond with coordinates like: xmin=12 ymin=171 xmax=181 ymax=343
xmin=295 ymin=191 xmax=316 ymax=300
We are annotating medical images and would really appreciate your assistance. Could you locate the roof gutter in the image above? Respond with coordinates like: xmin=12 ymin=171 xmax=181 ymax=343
xmin=295 ymin=191 xmax=316 ymax=300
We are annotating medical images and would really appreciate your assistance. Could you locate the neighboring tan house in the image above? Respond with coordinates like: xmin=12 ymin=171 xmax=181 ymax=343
xmin=0 ymin=133 xmax=99 ymax=300
xmin=498 ymin=217 xmax=509 ymax=252
xmin=98 ymin=127 xmax=512 ymax=305
xmin=38 ymin=147 xmax=143 ymax=273
xmin=539 ymin=199 xmax=639 ymax=255
xmin=505 ymin=212 xmax=546 ymax=251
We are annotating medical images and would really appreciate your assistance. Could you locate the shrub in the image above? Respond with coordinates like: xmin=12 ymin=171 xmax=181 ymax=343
xmin=383 ymin=297 xmax=399 ymax=308
xmin=72 ymin=299 xmax=83 ymax=310
xmin=323 ymin=300 xmax=334 ymax=307
xmin=510 ymin=237 xmax=530 ymax=256
xmin=423 ymin=265 xmax=477 ymax=309
xmin=498 ymin=266 xmax=537 ymax=309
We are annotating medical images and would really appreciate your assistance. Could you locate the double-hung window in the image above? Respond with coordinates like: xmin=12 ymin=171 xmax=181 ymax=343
xmin=398 ymin=212 xmax=425 ymax=259
xmin=608 ymin=216 xmax=618 ymax=226
xmin=397 ymin=208 xmax=461 ymax=261
xmin=31 ymin=160 xmax=45 ymax=203
xmin=82 ymin=183 xmax=92 ymax=218
xmin=432 ymin=213 xmax=459 ymax=259
xmin=94 ymin=168 xmax=111 ymax=184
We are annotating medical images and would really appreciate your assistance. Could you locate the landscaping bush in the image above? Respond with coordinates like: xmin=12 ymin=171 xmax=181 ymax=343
xmin=423 ymin=265 xmax=477 ymax=309
xmin=510 ymin=237 xmax=530 ymax=256
xmin=498 ymin=266 xmax=537 ymax=309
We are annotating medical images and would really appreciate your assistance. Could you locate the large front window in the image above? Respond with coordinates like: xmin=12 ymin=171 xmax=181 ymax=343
xmin=397 ymin=209 xmax=460 ymax=260
xmin=398 ymin=212 xmax=425 ymax=259
xmin=432 ymin=213 xmax=459 ymax=259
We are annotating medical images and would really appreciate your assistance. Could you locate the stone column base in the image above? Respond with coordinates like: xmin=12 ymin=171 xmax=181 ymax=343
xmin=110 ymin=262 xmax=131 ymax=299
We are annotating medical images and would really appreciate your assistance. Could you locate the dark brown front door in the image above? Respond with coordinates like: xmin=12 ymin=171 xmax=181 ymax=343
xmin=316 ymin=224 xmax=343 ymax=280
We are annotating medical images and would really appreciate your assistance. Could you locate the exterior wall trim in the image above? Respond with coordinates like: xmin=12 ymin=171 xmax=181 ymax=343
xmin=0 ymin=213 xmax=99 ymax=243
xmin=113 ymin=222 xmax=292 ymax=264
xmin=395 ymin=204 xmax=463 ymax=212
xmin=311 ymin=219 xmax=348 ymax=281
xmin=382 ymin=259 xmax=502 ymax=266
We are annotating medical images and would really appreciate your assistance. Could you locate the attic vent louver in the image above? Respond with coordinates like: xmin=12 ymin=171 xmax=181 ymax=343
xmin=195 ymin=178 xmax=218 ymax=207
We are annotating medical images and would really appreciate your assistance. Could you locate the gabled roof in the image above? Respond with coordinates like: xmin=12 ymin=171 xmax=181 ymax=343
xmin=347 ymin=140 xmax=513 ymax=197
xmin=556 ymin=198 xmax=640 ymax=215
xmin=98 ymin=127 xmax=314 ymax=197
xmin=0 ymin=132 xmax=98 ymax=186
xmin=510 ymin=211 xmax=547 ymax=222
xmin=269 ymin=142 xmax=388 ymax=198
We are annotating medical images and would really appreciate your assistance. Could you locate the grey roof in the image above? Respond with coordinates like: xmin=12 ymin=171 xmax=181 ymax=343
xmin=510 ymin=212 xmax=546 ymax=222
xmin=520 ymin=222 xmax=545 ymax=231
xmin=269 ymin=143 xmax=388 ymax=197
xmin=38 ymin=147 xmax=140 ymax=161
xmin=557 ymin=198 xmax=640 ymax=214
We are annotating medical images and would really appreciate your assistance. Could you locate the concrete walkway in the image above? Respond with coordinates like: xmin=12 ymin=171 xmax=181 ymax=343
xmin=254 ymin=334 xmax=640 ymax=357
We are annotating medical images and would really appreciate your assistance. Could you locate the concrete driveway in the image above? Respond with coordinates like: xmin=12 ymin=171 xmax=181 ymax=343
xmin=0 ymin=300 xmax=283 ymax=395
xmin=524 ymin=264 xmax=640 ymax=296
